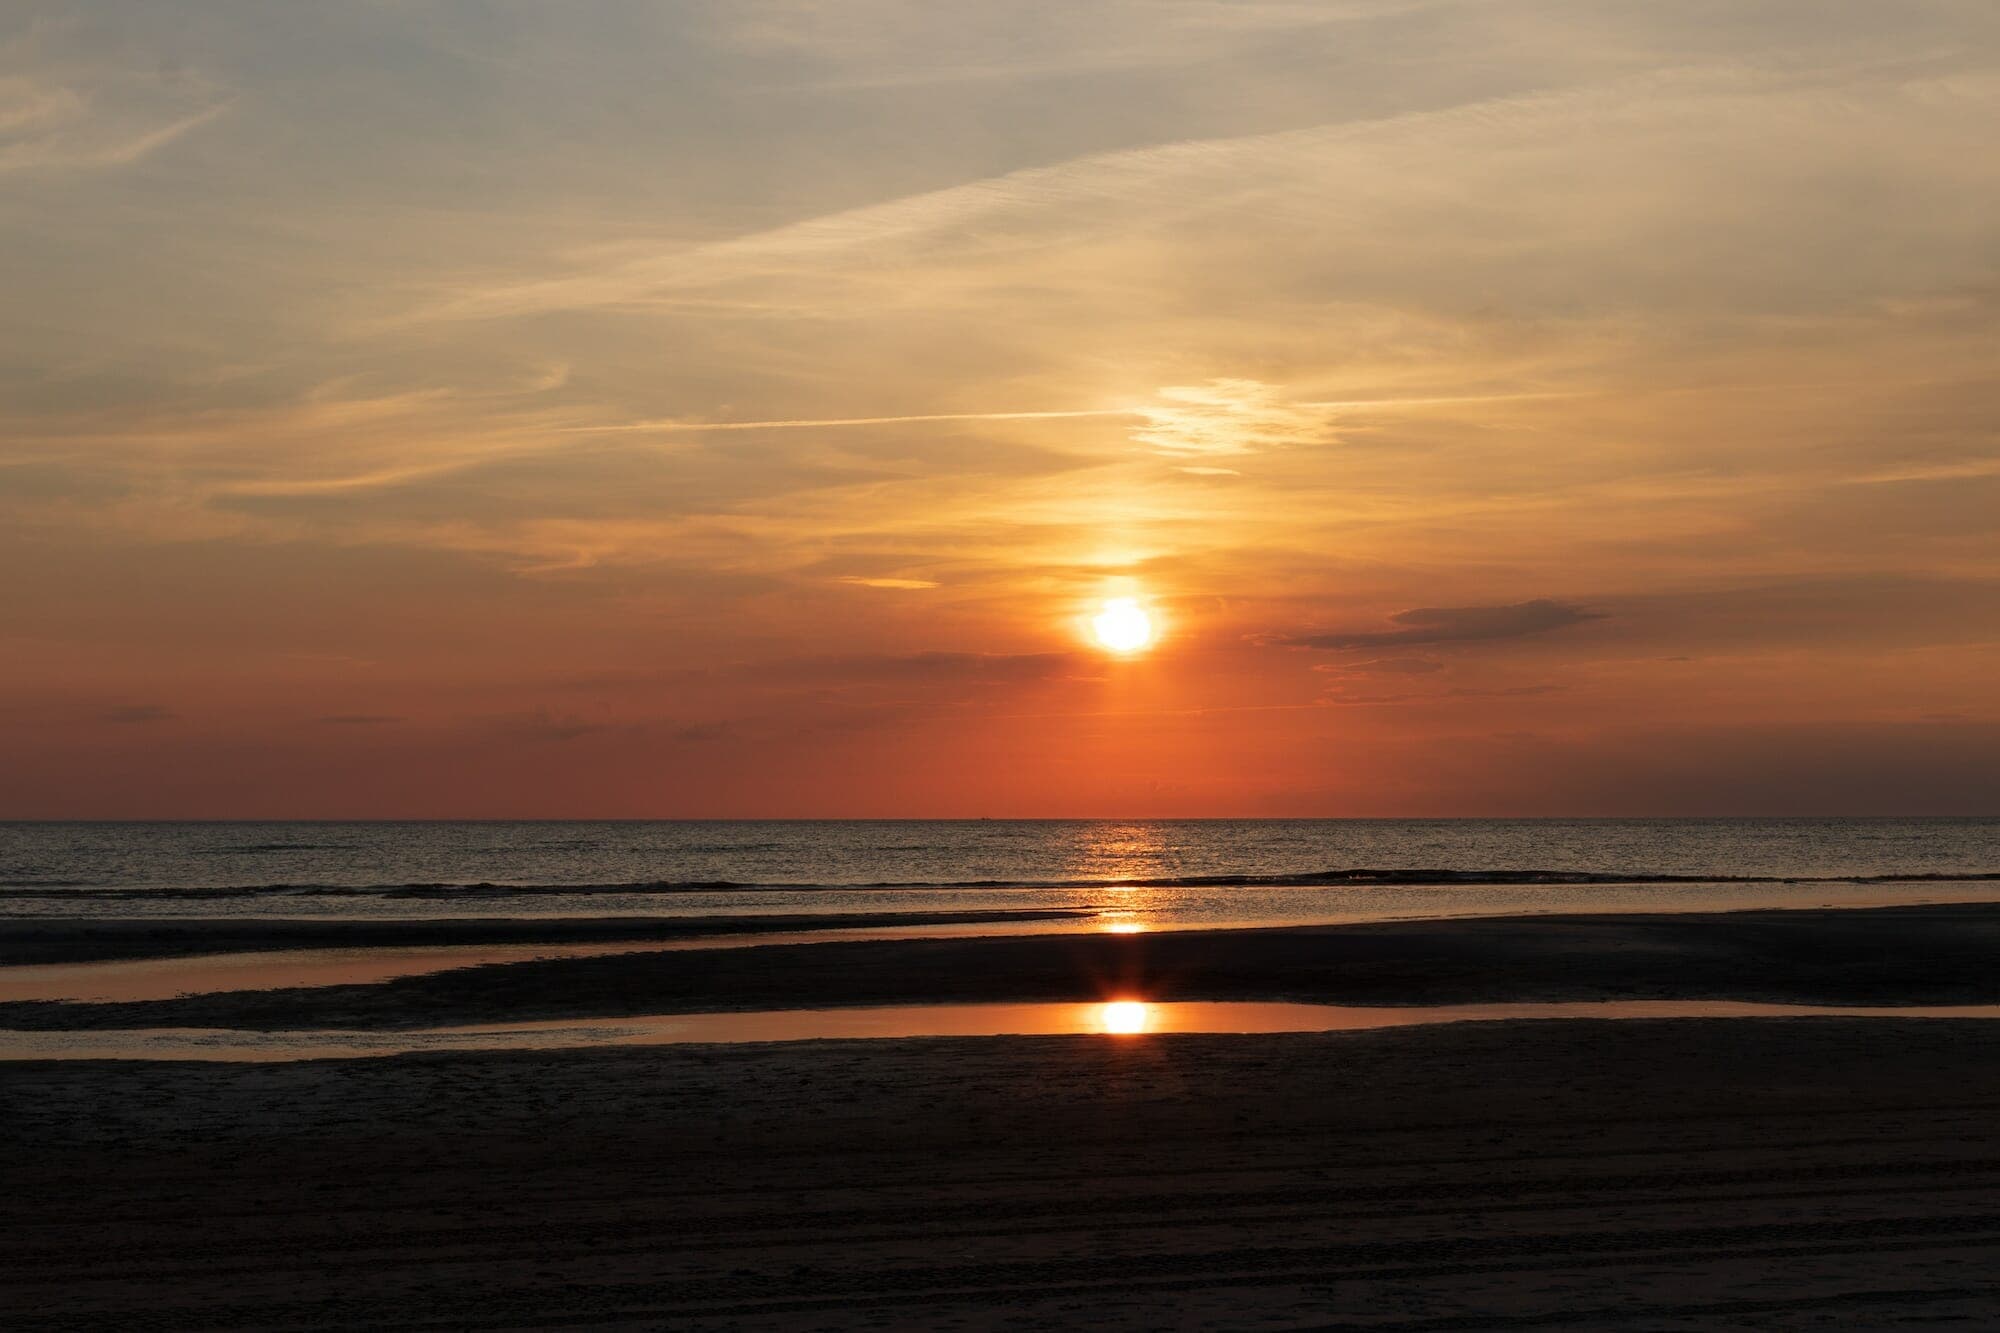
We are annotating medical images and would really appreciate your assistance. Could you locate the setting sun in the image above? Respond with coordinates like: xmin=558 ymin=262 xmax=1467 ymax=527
xmin=8 ymin=4 xmax=2000 ymax=1331
xmin=1091 ymin=598 xmax=1155 ymax=655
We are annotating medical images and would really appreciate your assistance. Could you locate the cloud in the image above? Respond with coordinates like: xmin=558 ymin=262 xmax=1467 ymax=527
xmin=1130 ymin=379 xmax=1338 ymax=458
xmin=0 ymin=34 xmax=229 ymax=174
xmin=416 ymin=81 xmax=1533 ymax=321
xmin=560 ymin=388 xmax=1556 ymax=446
xmin=1292 ymin=599 xmax=1606 ymax=650
xmin=838 ymin=575 xmax=940 ymax=589
xmin=777 ymin=650 xmax=1081 ymax=684
xmin=413 ymin=61 xmax=2000 ymax=326
xmin=722 ymin=0 xmax=1394 ymax=90
xmin=1317 ymin=656 xmax=1446 ymax=675
xmin=2 ymin=4 xmax=1997 ymax=819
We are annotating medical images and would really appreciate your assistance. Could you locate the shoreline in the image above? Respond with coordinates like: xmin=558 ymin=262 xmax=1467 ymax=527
xmin=7 ymin=883 xmax=1999 ymax=967
xmin=9 ymin=899 xmax=2000 ymax=1032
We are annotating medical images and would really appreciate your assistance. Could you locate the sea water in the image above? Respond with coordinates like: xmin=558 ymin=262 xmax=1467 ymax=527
xmin=2 ymin=818 xmax=1995 ymax=927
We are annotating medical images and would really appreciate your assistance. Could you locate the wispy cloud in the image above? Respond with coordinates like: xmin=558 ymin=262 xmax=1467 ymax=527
xmin=1131 ymin=379 xmax=1338 ymax=458
xmin=837 ymin=575 xmax=940 ymax=590
xmin=0 ymin=36 xmax=228 ymax=174
xmin=725 ymin=0 xmax=1415 ymax=90
xmin=3 ymin=3 xmax=1997 ymax=817
xmin=770 ymin=650 xmax=1082 ymax=684
xmin=412 ymin=66 xmax=1904 ymax=323
xmin=1290 ymin=600 xmax=1607 ymax=650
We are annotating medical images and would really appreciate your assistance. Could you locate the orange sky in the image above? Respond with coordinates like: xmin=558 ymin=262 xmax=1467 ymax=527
xmin=2 ymin=3 xmax=1997 ymax=816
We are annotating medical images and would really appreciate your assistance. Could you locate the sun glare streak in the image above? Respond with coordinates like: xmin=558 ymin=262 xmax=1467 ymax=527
xmin=1100 ymin=1000 xmax=1152 ymax=1034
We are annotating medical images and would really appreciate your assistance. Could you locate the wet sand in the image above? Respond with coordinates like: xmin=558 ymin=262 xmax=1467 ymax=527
xmin=10 ymin=900 xmax=2000 ymax=1031
xmin=9 ymin=1020 xmax=2000 ymax=1329
xmin=9 ymin=902 xmax=2000 ymax=1328
xmin=0 ymin=906 xmax=1094 ymax=966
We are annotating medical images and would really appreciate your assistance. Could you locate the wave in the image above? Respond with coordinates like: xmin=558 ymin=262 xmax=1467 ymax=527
xmin=3 ymin=868 xmax=1996 ymax=900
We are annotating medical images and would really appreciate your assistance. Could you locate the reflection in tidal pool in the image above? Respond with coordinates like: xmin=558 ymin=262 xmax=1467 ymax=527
xmin=1100 ymin=1000 xmax=1150 ymax=1033
xmin=10 ymin=998 xmax=2000 ymax=1062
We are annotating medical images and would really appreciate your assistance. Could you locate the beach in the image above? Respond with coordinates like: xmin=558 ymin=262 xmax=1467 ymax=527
xmin=8 ymin=901 xmax=2000 ymax=1327
xmin=0 ymin=907 xmax=1095 ymax=966
xmin=12 ymin=0 xmax=2000 ymax=1317
xmin=8 ymin=901 xmax=2000 ymax=1031
xmin=10 ymin=1019 xmax=2000 ymax=1329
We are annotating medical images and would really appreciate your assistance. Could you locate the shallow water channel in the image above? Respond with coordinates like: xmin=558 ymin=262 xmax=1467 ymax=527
xmin=9 ymin=998 xmax=2000 ymax=1062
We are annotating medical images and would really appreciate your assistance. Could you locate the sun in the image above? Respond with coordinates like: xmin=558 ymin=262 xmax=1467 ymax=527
xmin=1091 ymin=598 xmax=1154 ymax=654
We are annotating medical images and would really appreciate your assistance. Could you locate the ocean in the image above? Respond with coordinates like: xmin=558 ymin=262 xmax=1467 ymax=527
xmin=4 ymin=818 xmax=1996 ymax=929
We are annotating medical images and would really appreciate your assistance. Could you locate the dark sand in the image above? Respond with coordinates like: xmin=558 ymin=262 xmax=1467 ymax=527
xmin=8 ymin=902 xmax=2000 ymax=1328
xmin=10 ymin=901 xmax=2000 ymax=1030
xmin=0 ymin=907 xmax=1093 ymax=966
xmin=9 ymin=1021 xmax=2000 ymax=1329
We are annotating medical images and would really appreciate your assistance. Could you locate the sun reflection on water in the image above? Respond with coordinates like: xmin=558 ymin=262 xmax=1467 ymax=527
xmin=1072 ymin=823 xmax=1173 ymax=933
xmin=1069 ymin=821 xmax=1171 ymax=882
xmin=1099 ymin=1000 xmax=1152 ymax=1034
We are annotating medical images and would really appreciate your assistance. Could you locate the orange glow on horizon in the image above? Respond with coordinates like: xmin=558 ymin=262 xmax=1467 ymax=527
xmin=2 ymin=8 xmax=1989 ymax=822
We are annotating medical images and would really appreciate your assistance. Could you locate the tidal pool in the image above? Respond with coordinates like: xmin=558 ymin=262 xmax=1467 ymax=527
xmin=8 ymin=998 xmax=2000 ymax=1062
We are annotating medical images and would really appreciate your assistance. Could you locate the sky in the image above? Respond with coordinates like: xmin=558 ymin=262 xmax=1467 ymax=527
xmin=2 ymin=1 xmax=1997 ymax=818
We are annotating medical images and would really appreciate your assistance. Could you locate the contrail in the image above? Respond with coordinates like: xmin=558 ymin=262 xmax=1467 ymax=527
xmin=564 ymin=381 xmax=1875 ymax=438
xmin=558 ymin=391 xmax=1594 ymax=436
